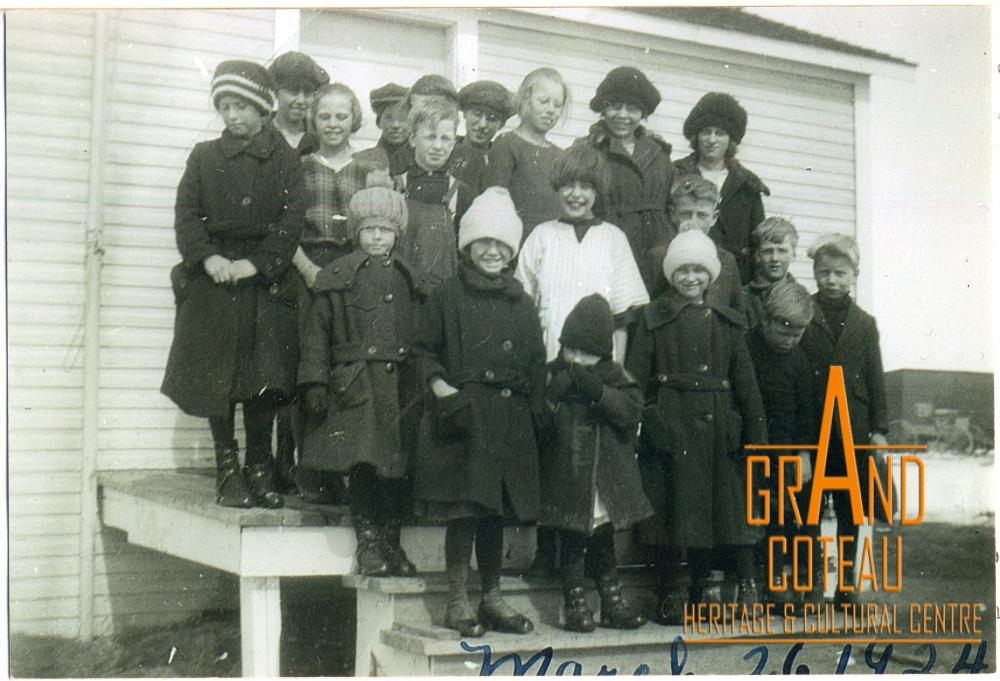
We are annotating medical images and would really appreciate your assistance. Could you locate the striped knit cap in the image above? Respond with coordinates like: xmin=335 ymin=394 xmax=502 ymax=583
xmin=211 ymin=60 xmax=275 ymax=116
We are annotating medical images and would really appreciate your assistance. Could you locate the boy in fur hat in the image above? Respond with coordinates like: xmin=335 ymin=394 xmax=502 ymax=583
xmin=626 ymin=229 xmax=767 ymax=624
xmin=413 ymin=187 xmax=546 ymax=637
xmin=539 ymin=293 xmax=652 ymax=632
xmin=298 ymin=187 xmax=426 ymax=577
xmin=674 ymin=92 xmax=770 ymax=284
xmin=744 ymin=216 xmax=799 ymax=329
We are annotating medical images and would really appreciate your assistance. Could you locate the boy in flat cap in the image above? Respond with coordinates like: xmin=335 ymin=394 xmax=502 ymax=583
xmin=451 ymin=80 xmax=514 ymax=198
xmin=354 ymin=83 xmax=411 ymax=180
xmin=269 ymin=51 xmax=330 ymax=156
xmin=675 ymin=92 xmax=770 ymax=285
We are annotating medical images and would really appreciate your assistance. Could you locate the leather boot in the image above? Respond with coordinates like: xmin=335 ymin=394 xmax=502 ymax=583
xmin=381 ymin=519 xmax=417 ymax=577
xmin=245 ymin=461 xmax=284 ymax=509
xmin=655 ymin=583 xmax=692 ymax=626
xmin=445 ymin=558 xmax=484 ymax=637
xmin=598 ymin=575 xmax=646 ymax=629
xmin=478 ymin=588 xmax=534 ymax=634
xmin=563 ymin=585 xmax=596 ymax=632
xmin=354 ymin=516 xmax=390 ymax=577
xmin=559 ymin=540 xmax=594 ymax=632
xmin=215 ymin=440 xmax=252 ymax=508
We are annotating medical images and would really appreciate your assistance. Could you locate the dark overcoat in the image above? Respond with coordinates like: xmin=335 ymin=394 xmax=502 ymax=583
xmin=625 ymin=293 xmax=767 ymax=548
xmin=161 ymin=125 xmax=305 ymax=417
xmin=297 ymin=250 xmax=427 ymax=477
xmin=581 ymin=123 xmax=676 ymax=294
xmin=538 ymin=358 xmax=653 ymax=534
xmin=412 ymin=263 xmax=547 ymax=521
xmin=674 ymin=154 xmax=769 ymax=285
xmin=799 ymin=296 xmax=889 ymax=445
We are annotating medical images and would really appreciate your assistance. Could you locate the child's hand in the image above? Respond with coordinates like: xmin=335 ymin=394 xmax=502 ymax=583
xmin=203 ymin=255 xmax=232 ymax=284
xmin=430 ymin=378 xmax=459 ymax=399
xmin=229 ymin=259 xmax=258 ymax=283
xmin=569 ymin=364 xmax=604 ymax=403
xmin=304 ymin=385 xmax=328 ymax=416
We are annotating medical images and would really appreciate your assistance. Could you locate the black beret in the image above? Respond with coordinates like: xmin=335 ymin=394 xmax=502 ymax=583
xmin=683 ymin=92 xmax=748 ymax=144
xmin=410 ymin=74 xmax=458 ymax=103
xmin=268 ymin=51 xmax=329 ymax=92
xmin=589 ymin=66 xmax=661 ymax=117
xmin=458 ymin=80 xmax=514 ymax=120
xmin=369 ymin=83 xmax=408 ymax=123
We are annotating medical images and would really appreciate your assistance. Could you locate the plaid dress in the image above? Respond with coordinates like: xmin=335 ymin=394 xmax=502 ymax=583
xmin=302 ymin=152 xmax=366 ymax=267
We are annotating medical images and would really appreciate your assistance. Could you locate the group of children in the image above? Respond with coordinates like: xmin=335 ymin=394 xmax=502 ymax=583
xmin=161 ymin=54 xmax=888 ymax=635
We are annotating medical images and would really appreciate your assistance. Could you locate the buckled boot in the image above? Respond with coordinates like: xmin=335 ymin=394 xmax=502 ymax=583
xmin=354 ymin=515 xmax=390 ymax=577
xmin=560 ymin=546 xmax=594 ymax=632
xmin=245 ymin=461 xmax=285 ymax=509
xmin=215 ymin=440 xmax=252 ymax=508
xmin=597 ymin=575 xmax=646 ymax=629
xmin=381 ymin=518 xmax=417 ymax=577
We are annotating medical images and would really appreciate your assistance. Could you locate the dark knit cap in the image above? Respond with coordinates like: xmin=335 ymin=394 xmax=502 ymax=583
xmin=458 ymin=80 xmax=514 ymax=120
xmin=370 ymin=83 xmax=408 ymax=124
xmin=560 ymin=294 xmax=614 ymax=359
xmin=211 ymin=60 xmax=275 ymax=116
xmin=589 ymin=66 xmax=661 ymax=117
xmin=410 ymin=74 xmax=458 ymax=103
xmin=683 ymin=92 xmax=748 ymax=144
xmin=268 ymin=51 xmax=329 ymax=92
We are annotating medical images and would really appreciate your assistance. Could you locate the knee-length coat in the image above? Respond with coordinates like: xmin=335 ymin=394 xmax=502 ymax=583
xmin=297 ymin=250 xmax=427 ymax=477
xmin=674 ymin=154 xmax=769 ymax=285
xmin=625 ymin=293 xmax=767 ymax=548
xmin=412 ymin=262 xmax=547 ymax=520
xmin=581 ymin=123 xmax=676 ymax=294
xmin=538 ymin=358 xmax=653 ymax=534
xmin=161 ymin=125 xmax=305 ymax=417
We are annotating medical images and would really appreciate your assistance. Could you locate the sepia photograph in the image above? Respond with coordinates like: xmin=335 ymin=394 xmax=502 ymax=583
xmin=5 ymin=5 xmax=995 ymax=676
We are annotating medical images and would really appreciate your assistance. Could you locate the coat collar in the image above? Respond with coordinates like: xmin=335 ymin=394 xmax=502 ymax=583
xmin=643 ymin=289 xmax=745 ymax=330
xmin=674 ymin=153 xmax=771 ymax=203
xmin=219 ymin=124 xmax=278 ymax=160
xmin=458 ymin=260 xmax=524 ymax=298
xmin=313 ymin=249 xmax=427 ymax=296
xmin=809 ymin=294 xmax=862 ymax=351
xmin=586 ymin=121 xmax=671 ymax=174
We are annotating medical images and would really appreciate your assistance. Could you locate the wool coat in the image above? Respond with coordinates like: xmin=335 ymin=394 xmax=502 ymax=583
xmin=799 ymin=295 xmax=889 ymax=444
xmin=674 ymin=154 xmax=769 ymax=285
xmin=412 ymin=262 xmax=547 ymax=521
xmin=581 ymin=123 xmax=676 ymax=294
xmin=161 ymin=124 xmax=305 ymax=418
xmin=297 ymin=250 xmax=427 ymax=477
xmin=626 ymin=292 xmax=767 ymax=548
xmin=538 ymin=358 xmax=653 ymax=534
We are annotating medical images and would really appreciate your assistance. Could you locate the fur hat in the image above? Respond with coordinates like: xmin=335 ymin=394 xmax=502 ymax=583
xmin=458 ymin=187 xmax=523 ymax=256
xmin=458 ymin=80 xmax=514 ymax=120
xmin=683 ymin=92 xmax=748 ymax=144
xmin=268 ymin=51 xmax=329 ymax=92
xmin=590 ymin=66 xmax=661 ymax=117
xmin=212 ymin=60 xmax=275 ymax=116
xmin=410 ymin=74 xmax=458 ymax=103
xmin=347 ymin=187 xmax=408 ymax=238
xmin=370 ymin=83 xmax=408 ymax=125
xmin=663 ymin=230 xmax=721 ymax=284
xmin=560 ymin=294 xmax=614 ymax=359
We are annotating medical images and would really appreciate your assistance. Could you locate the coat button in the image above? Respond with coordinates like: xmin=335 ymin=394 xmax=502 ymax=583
xmin=500 ymin=388 xmax=512 ymax=398
xmin=241 ymin=196 xmax=252 ymax=206
xmin=484 ymin=370 xmax=495 ymax=380
xmin=501 ymin=340 xmax=513 ymax=351
xmin=384 ymin=293 xmax=394 ymax=303
xmin=367 ymin=346 xmax=377 ymax=355
xmin=385 ymin=363 xmax=396 ymax=373
xmin=269 ymin=284 xmax=279 ymax=294
xmin=721 ymin=379 xmax=731 ymax=389
xmin=697 ymin=364 xmax=709 ymax=372
xmin=657 ymin=374 xmax=668 ymax=383
xmin=703 ymin=413 xmax=714 ymax=423
xmin=383 ymin=259 xmax=392 ymax=267
xmin=397 ymin=347 xmax=407 ymax=357
xmin=332 ymin=267 xmax=340 ymax=274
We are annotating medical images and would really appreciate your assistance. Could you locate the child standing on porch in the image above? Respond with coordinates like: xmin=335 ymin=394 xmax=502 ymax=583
xmin=161 ymin=60 xmax=305 ymax=509
xmin=298 ymin=187 xmax=425 ymax=577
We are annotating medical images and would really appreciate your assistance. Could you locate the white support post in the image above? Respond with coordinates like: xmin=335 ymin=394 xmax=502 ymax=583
xmin=240 ymin=576 xmax=282 ymax=678
xmin=448 ymin=11 xmax=479 ymax=86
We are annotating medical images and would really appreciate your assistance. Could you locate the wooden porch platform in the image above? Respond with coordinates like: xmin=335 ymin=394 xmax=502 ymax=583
xmin=96 ymin=469 xmax=533 ymax=677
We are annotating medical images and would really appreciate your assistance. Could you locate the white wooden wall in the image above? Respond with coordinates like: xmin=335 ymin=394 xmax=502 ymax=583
xmin=7 ymin=7 xmax=866 ymax=639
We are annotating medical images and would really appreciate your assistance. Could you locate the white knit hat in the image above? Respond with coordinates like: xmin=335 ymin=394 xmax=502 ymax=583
xmin=458 ymin=186 xmax=523 ymax=256
xmin=663 ymin=230 xmax=721 ymax=283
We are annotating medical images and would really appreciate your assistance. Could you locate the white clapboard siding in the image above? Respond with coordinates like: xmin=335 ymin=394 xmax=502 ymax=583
xmin=6 ymin=10 xmax=94 ymax=638
xmin=299 ymin=9 xmax=449 ymax=151
xmin=477 ymin=16 xmax=857 ymax=291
